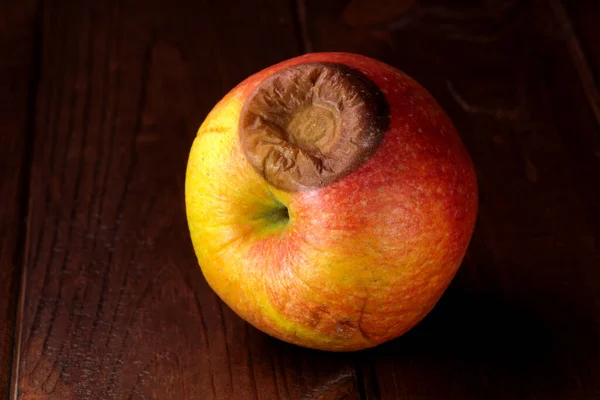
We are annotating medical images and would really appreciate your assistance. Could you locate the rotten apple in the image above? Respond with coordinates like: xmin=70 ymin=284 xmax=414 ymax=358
xmin=185 ymin=52 xmax=477 ymax=351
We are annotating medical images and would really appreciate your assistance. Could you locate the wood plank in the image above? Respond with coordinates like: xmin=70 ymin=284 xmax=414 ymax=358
xmin=300 ymin=0 xmax=600 ymax=398
xmin=0 ymin=0 xmax=38 ymax=397
xmin=13 ymin=1 xmax=362 ymax=399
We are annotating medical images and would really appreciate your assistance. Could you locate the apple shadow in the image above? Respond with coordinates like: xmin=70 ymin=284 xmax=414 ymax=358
xmin=361 ymin=289 xmax=554 ymax=369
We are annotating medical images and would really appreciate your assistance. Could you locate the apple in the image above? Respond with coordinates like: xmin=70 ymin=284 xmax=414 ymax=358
xmin=185 ymin=52 xmax=477 ymax=351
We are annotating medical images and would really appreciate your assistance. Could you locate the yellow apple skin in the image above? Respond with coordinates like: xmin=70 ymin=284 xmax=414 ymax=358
xmin=185 ymin=53 xmax=478 ymax=351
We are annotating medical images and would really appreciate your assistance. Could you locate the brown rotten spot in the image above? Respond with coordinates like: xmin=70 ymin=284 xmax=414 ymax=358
xmin=239 ymin=62 xmax=390 ymax=192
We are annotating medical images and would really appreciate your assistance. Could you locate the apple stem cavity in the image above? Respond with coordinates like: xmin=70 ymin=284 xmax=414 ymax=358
xmin=239 ymin=62 xmax=390 ymax=192
xmin=258 ymin=203 xmax=290 ymax=227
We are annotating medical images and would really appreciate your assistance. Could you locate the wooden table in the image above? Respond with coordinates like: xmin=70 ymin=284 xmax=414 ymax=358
xmin=2 ymin=1 xmax=599 ymax=399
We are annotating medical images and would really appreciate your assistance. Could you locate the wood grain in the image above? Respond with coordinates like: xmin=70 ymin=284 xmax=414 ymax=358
xmin=0 ymin=0 xmax=38 ymax=397
xmin=300 ymin=0 xmax=600 ymax=398
xmin=12 ymin=0 xmax=363 ymax=399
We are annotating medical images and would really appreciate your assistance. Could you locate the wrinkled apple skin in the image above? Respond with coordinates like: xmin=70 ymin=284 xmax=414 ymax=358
xmin=185 ymin=52 xmax=477 ymax=351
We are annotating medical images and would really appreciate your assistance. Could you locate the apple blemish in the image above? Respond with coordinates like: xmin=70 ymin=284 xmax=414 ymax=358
xmin=239 ymin=62 xmax=390 ymax=192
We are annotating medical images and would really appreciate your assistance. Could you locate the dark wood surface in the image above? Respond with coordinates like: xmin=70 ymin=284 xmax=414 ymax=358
xmin=1 ymin=0 xmax=599 ymax=399
xmin=0 ymin=0 xmax=38 ymax=396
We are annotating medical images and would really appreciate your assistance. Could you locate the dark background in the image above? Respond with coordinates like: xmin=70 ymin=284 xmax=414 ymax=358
xmin=1 ymin=0 xmax=600 ymax=399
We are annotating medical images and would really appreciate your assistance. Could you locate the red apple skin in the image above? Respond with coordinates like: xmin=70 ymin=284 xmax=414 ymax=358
xmin=186 ymin=52 xmax=478 ymax=351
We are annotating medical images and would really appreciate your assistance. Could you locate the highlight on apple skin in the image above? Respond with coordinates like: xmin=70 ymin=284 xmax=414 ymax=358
xmin=185 ymin=52 xmax=478 ymax=351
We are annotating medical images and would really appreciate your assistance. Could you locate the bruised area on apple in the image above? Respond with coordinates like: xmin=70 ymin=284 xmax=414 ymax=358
xmin=239 ymin=62 xmax=390 ymax=192
xmin=185 ymin=53 xmax=477 ymax=351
